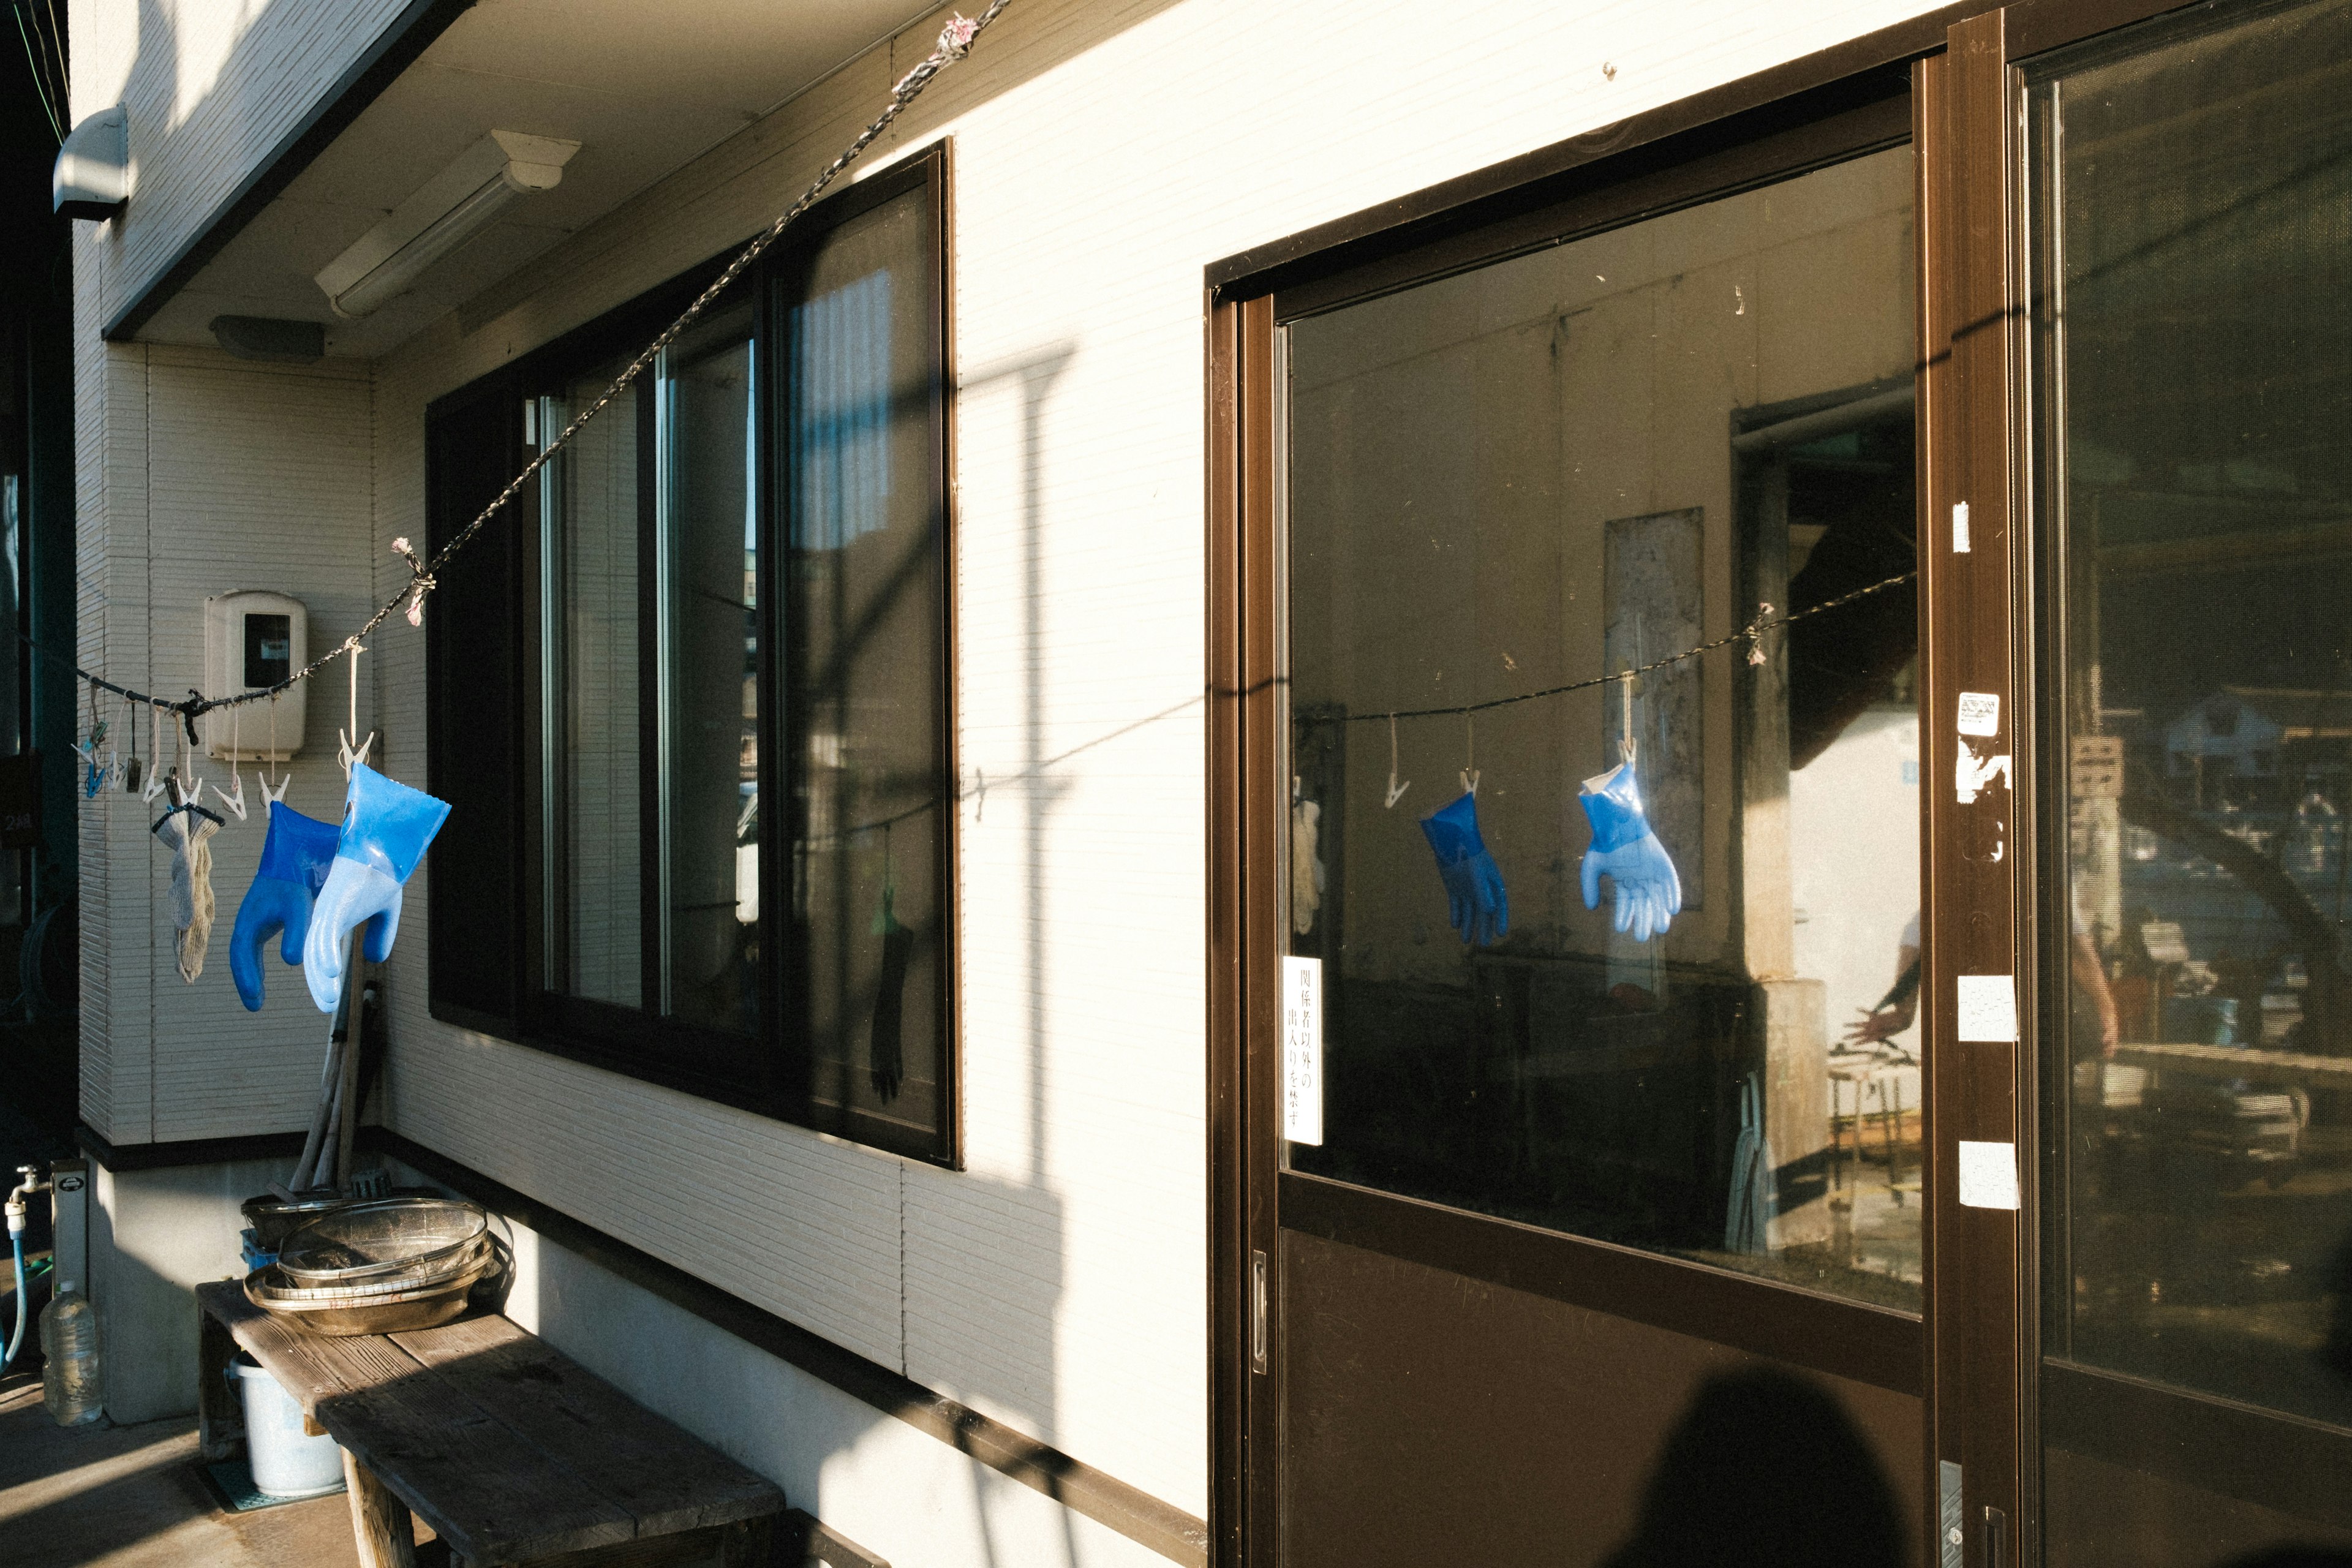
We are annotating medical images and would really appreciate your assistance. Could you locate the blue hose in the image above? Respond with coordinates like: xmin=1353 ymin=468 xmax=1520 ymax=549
xmin=3 ymin=1232 xmax=25 ymax=1370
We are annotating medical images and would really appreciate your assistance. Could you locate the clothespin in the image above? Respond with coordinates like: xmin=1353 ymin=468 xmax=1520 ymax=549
xmin=175 ymin=697 xmax=208 ymax=807
xmin=211 ymin=698 xmax=247 ymax=821
xmin=1385 ymin=715 xmax=1409 ymax=809
xmin=1620 ymin=670 xmax=1638 ymax=765
xmin=1460 ymin=712 xmax=1479 ymax=796
xmin=337 ymin=641 xmax=374 ymax=775
xmin=141 ymin=704 xmax=168 ymax=804
xmin=121 ymin=693 xmax=145 ymax=796
xmin=260 ymin=693 xmax=292 ymax=807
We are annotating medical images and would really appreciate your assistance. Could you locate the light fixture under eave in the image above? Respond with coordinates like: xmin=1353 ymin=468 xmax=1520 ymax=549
xmin=315 ymin=130 xmax=580 ymax=319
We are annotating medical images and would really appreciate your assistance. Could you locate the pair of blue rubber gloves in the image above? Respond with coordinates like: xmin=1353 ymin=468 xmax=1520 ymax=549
xmin=228 ymin=763 xmax=451 ymax=1013
xmin=1416 ymin=761 xmax=1681 ymax=948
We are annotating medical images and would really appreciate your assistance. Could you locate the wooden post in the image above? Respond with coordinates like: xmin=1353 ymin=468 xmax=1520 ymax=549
xmin=718 ymin=1515 xmax=779 ymax=1567
xmin=197 ymin=1308 xmax=242 ymax=1462
xmin=343 ymin=1450 xmax=420 ymax=1568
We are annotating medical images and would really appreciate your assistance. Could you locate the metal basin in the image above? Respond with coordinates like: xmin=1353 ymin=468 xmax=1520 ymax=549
xmin=244 ymin=1251 xmax=491 ymax=1337
xmin=277 ymin=1198 xmax=490 ymax=1287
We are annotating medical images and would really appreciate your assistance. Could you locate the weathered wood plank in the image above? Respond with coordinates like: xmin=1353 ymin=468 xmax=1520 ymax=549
xmin=344 ymin=1449 xmax=420 ymax=1568
xmin=198 ymin=1285 xmax=634 ymax=1562
xmin=389 ymin=1314 xmax=782 ymax=1537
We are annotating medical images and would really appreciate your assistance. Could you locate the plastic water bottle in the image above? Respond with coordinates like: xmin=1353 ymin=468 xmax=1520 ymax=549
xmin=40 ymin=1281 xmax=102 ymax=1427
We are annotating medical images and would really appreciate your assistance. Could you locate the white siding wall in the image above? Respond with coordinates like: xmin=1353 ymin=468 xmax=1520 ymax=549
xmin=67 ymin=0 xmax=416 ymax=327
xmin=370 ymin=0 xmax=1950 ymax=1534
xmin=70 ymin=334 xmax=380 ymax=1144
xmin=72 ymin=0 xmax=1954 ymax=1556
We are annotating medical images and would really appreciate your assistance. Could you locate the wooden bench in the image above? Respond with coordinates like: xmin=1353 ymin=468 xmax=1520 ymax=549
xmin=195 ymin=1280 xmax=786 ymax=1567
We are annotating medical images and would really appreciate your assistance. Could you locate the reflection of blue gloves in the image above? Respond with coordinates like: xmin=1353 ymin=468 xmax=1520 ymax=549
xmin=1578 ymin=761 xmax=1681 ymax=941
xmin=230 ymin=802 xmax=341 ymax=1012
xmin=1420 ymin=791 xmax=1508 ymax=946
xmin=303 ymin=763 xmax=451 ymax=1013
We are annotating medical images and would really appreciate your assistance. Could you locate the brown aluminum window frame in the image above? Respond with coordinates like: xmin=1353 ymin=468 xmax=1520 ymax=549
xmin=426 ymin=140 xmax=962 ymax=1169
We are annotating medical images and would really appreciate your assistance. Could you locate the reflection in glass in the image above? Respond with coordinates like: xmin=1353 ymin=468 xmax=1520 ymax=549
xmin=1283 ymin=146 xmax=1921 ymax=1308
xmin=658 ymin=303 xmax=759 ymax=1034
xmin=540 ymin=362 xmax=643 ymax=1006
xmin=782 ymin=188 xmax=945 ymax=1132
xmin=2033 ymin=2 xmax=2352 ymax=1561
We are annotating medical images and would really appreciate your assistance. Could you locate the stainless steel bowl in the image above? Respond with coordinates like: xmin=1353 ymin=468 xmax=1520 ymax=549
xmin=277 ymin=1197 xmax=490 ymax=1286
xmin=249 ymin=1237 xmax=492 ymax=1303
xmin=244 ymin=1251 xmax=492 ymax=1337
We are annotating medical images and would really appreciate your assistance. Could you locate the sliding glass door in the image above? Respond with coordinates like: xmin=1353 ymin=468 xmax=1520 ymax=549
xmin=2024 ymin=1 xmax=2352 ymax=1561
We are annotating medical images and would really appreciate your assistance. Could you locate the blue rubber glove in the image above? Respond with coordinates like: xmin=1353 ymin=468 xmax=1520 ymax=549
xmin=303 ymin=763 xmax=451 ymax=1013
xmin=1420 ymin=790 xmax=1509 ymax=946
xmin=228 ymin=801 xmax=341 ymax=1012
xmin=1578 ymin=761 xmax=1682 ymax=941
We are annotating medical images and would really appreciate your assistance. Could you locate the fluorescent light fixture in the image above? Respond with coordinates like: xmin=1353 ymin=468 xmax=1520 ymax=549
xmin=315 ymin=130 xmax=580 ymax=318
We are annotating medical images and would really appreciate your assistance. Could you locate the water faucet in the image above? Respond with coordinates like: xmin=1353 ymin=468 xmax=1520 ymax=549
xmin=5 ymin=1164 xmax=51 ymax=1237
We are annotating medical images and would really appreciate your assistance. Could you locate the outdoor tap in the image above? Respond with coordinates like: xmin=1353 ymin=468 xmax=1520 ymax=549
xmin=6 ymin=1164 xmax=51 ymax=1237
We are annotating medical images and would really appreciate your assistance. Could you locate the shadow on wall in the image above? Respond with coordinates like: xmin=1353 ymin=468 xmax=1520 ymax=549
xmin=1602 ymin=1367 xmax=1904 ymax=1568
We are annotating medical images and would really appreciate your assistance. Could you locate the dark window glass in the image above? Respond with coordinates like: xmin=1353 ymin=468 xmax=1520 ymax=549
xmin=2030 ymin=2 xmax=2352 ymax=1559
xmin=1283 ymin=145 xmax=1923 ymax=1309
xmin=658 ymin=306 xmax=760 ymax=1034
xmin=540 ymin=355 xmax=644 ymax=1008
xmin=780 ymin=186 xmax=948 ymax=1140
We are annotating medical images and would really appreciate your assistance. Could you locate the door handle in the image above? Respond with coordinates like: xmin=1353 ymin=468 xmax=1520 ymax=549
xmin=1982 ymin=1505 xmax=2008 ymax=1568
xmin=1251 ymin=1249 xmax=1268 ymax=1374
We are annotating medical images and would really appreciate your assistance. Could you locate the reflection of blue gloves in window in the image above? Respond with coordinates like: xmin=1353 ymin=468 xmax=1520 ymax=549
xmin=303 ymin=763 xmax=451 ymax=1014
xmin=1420 ymin=790 xmax=1509 ymax=947
xmin=230 ymin=802 xmax=341 ymax=1012
xmin=1578 ymin=761 xmax=1682 ymax=942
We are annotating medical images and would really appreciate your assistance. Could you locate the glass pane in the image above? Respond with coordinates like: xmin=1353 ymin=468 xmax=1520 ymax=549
xmin=540 ymin=362 xmax=643 ymax=1006
xmin=658 ymin=301 xmax=759 ymax=1033
xmin=1283 ymin=146 xmax=1923 ymax=1308
xmin=2032 ymin=1 xmax=2352 ymax=1560
xmin=782 ymin=188 xmax=945 ymax=1132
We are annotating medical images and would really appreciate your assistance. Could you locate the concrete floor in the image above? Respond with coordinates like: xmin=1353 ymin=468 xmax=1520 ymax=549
xmin=0 ymin=1368 xmax=363 ymax=1568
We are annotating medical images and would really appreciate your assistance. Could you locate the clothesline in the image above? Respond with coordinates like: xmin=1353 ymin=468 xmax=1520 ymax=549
xmin=44 ymin=2 xmax=1012 ymax=731
xmin=1343 ymin=568 xmax=1918 ymax=723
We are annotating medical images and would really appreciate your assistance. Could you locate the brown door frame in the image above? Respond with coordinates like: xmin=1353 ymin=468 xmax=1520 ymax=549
xmin=1917 ymin=15 xmax=2030 ymax=1561
xmin=1207 ymin=290 xmax=1284 ymax=1568
xmin=1205 ymin=7 xmax=2211 ymax=1564
xmin=1921 ymin=5 xmax=2244 ymax=1564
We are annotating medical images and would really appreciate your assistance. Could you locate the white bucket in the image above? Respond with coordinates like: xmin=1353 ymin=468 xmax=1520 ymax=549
xmin=231 ymin=1354 xmax=345 ymax=1498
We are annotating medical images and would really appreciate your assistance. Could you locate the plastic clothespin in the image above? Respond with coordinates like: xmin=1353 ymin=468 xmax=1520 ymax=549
xmin=1384 ymin=715 xmax=1410 ymax=809
xmin=1620 ymin=671 xmax=1638 ymax=765
xmin=1460 ymin=713 xmax=1479 ymax=797
xmin=337 ymin=642 xmax=375 ymax=776
xmin=210 ymin=698 xmax=247 ymax=821
xmin=141 ymin=706 xmax=168 ymax=804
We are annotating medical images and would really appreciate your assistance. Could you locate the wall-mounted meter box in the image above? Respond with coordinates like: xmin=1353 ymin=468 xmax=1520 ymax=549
xmin=203 ymin=592 xmax=306 ymax=760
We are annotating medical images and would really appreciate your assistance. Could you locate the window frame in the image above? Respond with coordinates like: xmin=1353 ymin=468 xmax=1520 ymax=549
xmin=425 ymin=140 xmax=959 ymax=1167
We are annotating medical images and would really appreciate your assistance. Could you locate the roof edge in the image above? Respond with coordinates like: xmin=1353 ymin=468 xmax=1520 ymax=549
xmin=101 ymin=0 xmax=480 ymax=344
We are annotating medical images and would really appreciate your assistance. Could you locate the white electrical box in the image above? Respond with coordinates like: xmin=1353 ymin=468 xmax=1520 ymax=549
xmin=203 ymin=592 xmax=307 ymax=760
